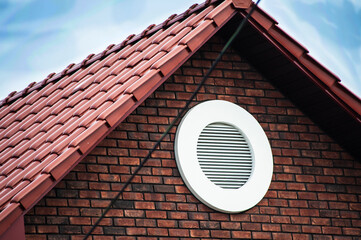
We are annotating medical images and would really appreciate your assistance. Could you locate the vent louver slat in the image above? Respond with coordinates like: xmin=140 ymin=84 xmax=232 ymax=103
xmin=197 ymin=122 xmax=253 ymax=189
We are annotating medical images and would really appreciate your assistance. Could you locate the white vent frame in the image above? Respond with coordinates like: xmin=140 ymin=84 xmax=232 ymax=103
xmin=175 ymin=100 xmax=273 ymax=213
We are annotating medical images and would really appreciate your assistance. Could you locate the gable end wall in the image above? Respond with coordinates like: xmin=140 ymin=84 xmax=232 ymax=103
xmin=25 ymin=34 xmax=361 ymax=240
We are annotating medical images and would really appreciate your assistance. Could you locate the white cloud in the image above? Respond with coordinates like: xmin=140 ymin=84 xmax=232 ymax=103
xmin=320 ymin=17 xmax=338 ymax=29
xmin=348 ymin=0 xmax=361 ymax=12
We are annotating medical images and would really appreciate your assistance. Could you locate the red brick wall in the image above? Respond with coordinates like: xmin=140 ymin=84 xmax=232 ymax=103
xmin=25 ymin=35 xmax=361 ymax=240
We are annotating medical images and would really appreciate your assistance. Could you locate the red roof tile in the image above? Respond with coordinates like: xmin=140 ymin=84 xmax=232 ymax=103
xmin=0 ymin=0 xmax=360 ymax=237
xmin=0 ymin=0 xmax=240 ymax=234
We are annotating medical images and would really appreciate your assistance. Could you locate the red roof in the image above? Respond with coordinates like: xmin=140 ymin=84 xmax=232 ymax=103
xmin=0 ymin=0 xmax=360 ymax=236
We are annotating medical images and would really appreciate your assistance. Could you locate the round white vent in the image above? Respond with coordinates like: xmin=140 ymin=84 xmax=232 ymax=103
xmin=175 ymin=100 xmax=273 ymax=213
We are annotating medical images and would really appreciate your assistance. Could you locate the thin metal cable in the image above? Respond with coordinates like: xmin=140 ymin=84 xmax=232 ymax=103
xmin=83 ymin=1 xmax=260 ymax=239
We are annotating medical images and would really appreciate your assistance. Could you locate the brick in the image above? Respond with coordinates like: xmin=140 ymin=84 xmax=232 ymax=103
xmin=124 ymin=210 xmax=144 ymax=218
xmin=329 ymin=201 xmax=349 ymax=210
xmin=306 ymin=184 xmax=326 ymax=192
xmin=259 ymin=207 xmax=279 ymax=215
xmin=300 ymin=209 xmax=319 ymax=217
xmin=168 ymin=211 xmax=188 ymax=220
xmin=280 ymin=208 xmax=299 ymax=216
xmin=123 ymin=192 xmax=144 ymax=200
xmin=134 ymin=219 xmax=155 ymax=227
xmin=200 ymin=221 xmax=219 ymax=229
xmin=179 ymin=220 xmax=199 ymax=228
xmin=169 ymin=228 xmax=189 ymax=237
xmin=272 ymin=232 xmax=292 ymax=239
xmin=316 ymin=176 xmax=335 ymax=183
xmin=154 ymin=202 xmax=175 ymax=211
xmin=302 ymin=225 xmax=321 ymax=234
xmin=342 ymin=227 xmax=361 ymax=236
xmin=276 ymin=173 xmax=294 ymax=181
xmin=189 ymin=212 xmax=209 ymax=220
xmin=210 ymin=213 xmax=229 ymax=221
xmin=147 ymin=228 xmax=168 ymax=236
xmin=320 ymin=210 xmax=340 ymax=218
xmin=322 ymin=226 xmax=342 ymax=235
xmin=262 ymin=223 xmax=281 ymax=232
xmin=190 ymin=229 xmax=210 ymax=238
xmin=340 ymin=210 xmax=360 ymax=219
xmin=37 ymin=225 xmax=59 ymax=233
xmin=154 ymin=185 xmax=174 ymax=193
xmin=46 ymin=216 xmax=68 ymax=225
xmin=318 ymin=193 xmax=337 ymax=201
xmin=282 ymin=224 xmax=301 ymax=233
xmin=158 ymin=220 xmax=177 ymax=228
xmin=175 ymin=186 xmax=189 ymax=194
xmin=175 ymin=203 xmax=196 ymax=211
xmin=114 ymin=218 xmax=135 ymax=226
xmin=292 ymin=233 xmax=312 ymax=240
xmin=298 ymin=192 xmax=317 ymax=200
xmin=269 ymin=199 xmax=288 ymax=207
xmin=59 ymin=225 xmax=81 ymax=234
xmin=165 ymin=194 xmax=185 ymax=202
xmin=242 ymin=222 xmax=261 ymax=231
xmin=308 ymin=201 xmax=328 ymax=209
xmin=279 ymin=191 xmax=298 ymax=199
xmin=232 ymin=231 xmax=251 ymax=238
xmin=69 ymin=217 xmax=91 ymax=225
xmin=296 ymin=174 xmax=315 ymax=182
xmin=252 ymin=232 xmax=272 ymax=239
xmin=134 ymin=201 xmax=155 ymax=209
xmin=349 ymin=203 xmax=361 ymax=211
xmin=126 ymin=227 xmax=146 ymax=235
xmin=57 ymin=208 xmax=79 ymax=216
xmin=251 ymin=215 xmax=270 ymax=223
xmin=271 ymin=216 xmax=291 ymax=224
xmin=211 ymin=230 xmax=231 ymax=238
xmin=291 ymin=216 xmax=311 ymax=225
xmin=332 ymin=219 xmax=352 ymax=227
xmin=104 ymin=226 xmax=125 ymax=235
xmin=221 ymin=222 xmax=241 ymax=229
xmin=311 ymin=217 xmax=331 ymax=226
xmin=146 ymin=210 xmax=167 ymax=219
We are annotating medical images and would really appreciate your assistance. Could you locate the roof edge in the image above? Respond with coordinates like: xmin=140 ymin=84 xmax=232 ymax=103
xmin=0 ymin=0 xmax=225 ymax=108
xmin=242 ymin=7 xmax=361 ymax=119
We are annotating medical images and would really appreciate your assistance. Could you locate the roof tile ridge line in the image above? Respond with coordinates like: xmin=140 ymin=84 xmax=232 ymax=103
xmin=0 ymin=0 xmax=221 ymax=109
xmin=241 ymin=7 xmax=361 ymax=118
xmin=250 ymin=5 xmax=361 ymax=106
xmin=246 ymin=5 xmax=344 ymax=85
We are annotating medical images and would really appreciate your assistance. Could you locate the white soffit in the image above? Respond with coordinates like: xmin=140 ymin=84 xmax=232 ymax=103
xmin=175 ymin=100 xmax=273 ymax=213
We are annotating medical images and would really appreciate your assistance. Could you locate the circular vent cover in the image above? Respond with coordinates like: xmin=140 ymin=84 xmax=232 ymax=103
xmin=197 ymin=122 xmax=252 ymax=189
xmin=175 ymin=100 xmax=273 ymax=213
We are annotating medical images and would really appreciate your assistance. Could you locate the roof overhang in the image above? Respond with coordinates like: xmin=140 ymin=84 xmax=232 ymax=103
xmin=218 ymin=7 xmax=361 ymax=158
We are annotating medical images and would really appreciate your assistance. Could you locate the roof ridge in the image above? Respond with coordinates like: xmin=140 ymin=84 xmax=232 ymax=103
xmin=0 ymin=0 xmax=220 ymax=108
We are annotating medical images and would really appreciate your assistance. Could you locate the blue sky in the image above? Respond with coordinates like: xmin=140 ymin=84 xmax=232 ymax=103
xmin=0 ymin=0 xmax=360 ymax=100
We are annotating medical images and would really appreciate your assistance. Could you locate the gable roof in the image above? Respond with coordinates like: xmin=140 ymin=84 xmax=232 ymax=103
xmin=0 ymin=0 xmax=360 ymax=236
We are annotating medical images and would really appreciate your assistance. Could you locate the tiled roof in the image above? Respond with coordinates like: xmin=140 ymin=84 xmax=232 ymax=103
xmin=0 ymin=0 xmax=360 ymax=236
xmin=0 ymin=0 xmax=240 ymax=234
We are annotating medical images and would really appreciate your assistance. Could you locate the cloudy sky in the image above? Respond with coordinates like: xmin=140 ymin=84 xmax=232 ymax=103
xmin=0 ymin=0 xmax=360 ymax=100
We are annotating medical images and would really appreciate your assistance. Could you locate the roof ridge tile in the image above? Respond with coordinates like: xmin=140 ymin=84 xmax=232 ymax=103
xmin=0 ymin=181 xmax=29 ymax=210
xmin=0 ymin=203 xmax=22 ymax=233
xmin=11 ymin=173 xmax=52 ymax=210
xmin=97 ymin=94 xmax=135 ymax=128
xmin=69 ymin=120 xmax=108 ymax=154
xmin=41 ymin=147 xmax=81 ymax=181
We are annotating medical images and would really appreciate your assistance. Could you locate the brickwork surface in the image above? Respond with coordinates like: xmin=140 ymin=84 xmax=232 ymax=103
xmin=25 ymin=35 xmax=361 ymax=239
